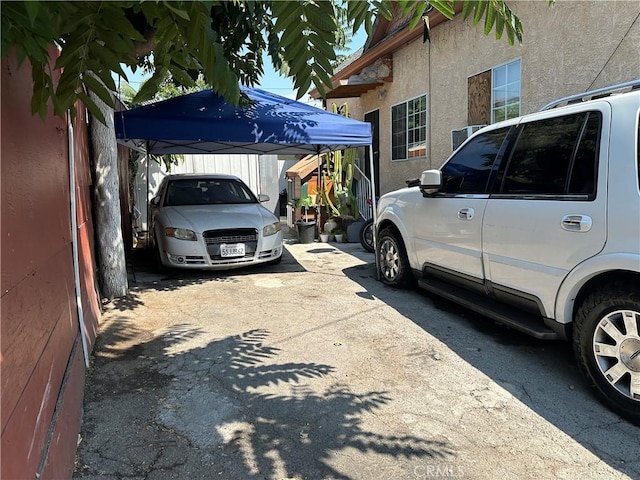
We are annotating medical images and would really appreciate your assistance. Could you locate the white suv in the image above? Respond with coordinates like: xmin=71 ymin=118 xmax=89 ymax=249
xmin=375 ymin=84 xmax=640 ymax=424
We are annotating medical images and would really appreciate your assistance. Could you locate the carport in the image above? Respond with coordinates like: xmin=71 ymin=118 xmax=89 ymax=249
xmin=115 ymin=86 xmax=377 ymax=270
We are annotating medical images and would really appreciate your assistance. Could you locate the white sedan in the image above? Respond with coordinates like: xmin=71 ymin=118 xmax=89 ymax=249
xmin=150 ymin=174 xmax=283 ymax=270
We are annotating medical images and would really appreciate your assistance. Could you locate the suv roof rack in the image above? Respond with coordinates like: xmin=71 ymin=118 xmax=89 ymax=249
xmin=540 ymin=79 xmax=640 ymax=111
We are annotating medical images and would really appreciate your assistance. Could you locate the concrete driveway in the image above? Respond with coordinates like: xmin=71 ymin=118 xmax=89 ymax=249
xmin=74 ymin=235 xmax=639 ymax=480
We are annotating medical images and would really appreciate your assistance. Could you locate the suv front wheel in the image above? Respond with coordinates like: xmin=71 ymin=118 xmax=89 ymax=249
xmin=573 ymin=283 xmax=640 ymax=425
xmin=378 ymin=227 xmax=412 ymax=287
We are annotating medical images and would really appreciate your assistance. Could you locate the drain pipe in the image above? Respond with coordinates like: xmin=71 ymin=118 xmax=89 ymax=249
xmin=369 ymin=144 xmax=380 ymax=280
xmin=68 ymin=112 xmax=90 ymax=368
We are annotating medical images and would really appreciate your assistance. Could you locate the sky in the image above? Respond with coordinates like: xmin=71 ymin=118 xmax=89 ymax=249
xmin=119 ymin=27 xmax=368 ymax=103
xmin=257 ymin=27 xmax=368 ymax=101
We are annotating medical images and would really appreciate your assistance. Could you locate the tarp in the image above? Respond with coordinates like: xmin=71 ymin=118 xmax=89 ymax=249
xmin=114 ymin=86 xmax=372 ymax=155
xmin=114 ymin=85 xmax=379 ymax=277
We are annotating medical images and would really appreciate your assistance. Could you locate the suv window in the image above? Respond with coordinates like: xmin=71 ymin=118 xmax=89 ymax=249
xmin=440 ymin=127 xmax=510 ymax=194
xmin=500 ymin=112 xmax=601 ymax=196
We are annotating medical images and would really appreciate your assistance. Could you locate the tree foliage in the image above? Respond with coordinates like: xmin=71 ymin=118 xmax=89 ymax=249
xmin=1 ymin=1 xmax=536 ymax=123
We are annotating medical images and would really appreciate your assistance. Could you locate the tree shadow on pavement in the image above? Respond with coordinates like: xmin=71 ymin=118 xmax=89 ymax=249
xmin=76 ymin=319 xmax=454 ymax=479
xmin=341 ymin=261 xmax=640 ymax=479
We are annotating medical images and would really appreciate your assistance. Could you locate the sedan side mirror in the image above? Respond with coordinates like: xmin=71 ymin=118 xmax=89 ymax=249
xmin=419 ymin=169 xmax=442 ymax=197
xmin=258 ymin=194 xmax=270 ymax=203
xmin=151 ymin=196 xmax=161 ymax=206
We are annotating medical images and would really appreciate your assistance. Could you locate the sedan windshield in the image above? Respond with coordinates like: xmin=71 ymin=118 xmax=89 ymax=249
xmin=165 ymin=179 xmax=257 ymax=206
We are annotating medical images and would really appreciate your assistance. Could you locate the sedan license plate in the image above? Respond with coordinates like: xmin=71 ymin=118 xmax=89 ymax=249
xmin=220 ymin=243 xmax=245 ymax=257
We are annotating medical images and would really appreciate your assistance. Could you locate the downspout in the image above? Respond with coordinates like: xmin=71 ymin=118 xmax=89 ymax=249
xmin=68 ymin=112 xmax=90 ymax=368
xmin=428 ymin=39 xmax=432 ymax=165
xmin=369 ymin=144 xmax=380 ymax=280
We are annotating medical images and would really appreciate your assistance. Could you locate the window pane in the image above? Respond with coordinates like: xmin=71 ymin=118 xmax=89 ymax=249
xmin=506 ymin=103 xmax=520 ymax=119
xmin=392 ymin=104 xmax=407 ymax=160
xmin=507 ymin=60 xmax=521 ymax=83
xmin=393 ymin=96 xmax=427 ymax=160
xmin=441 ymin=128 xmax=510 ymax=194
xmin=506 ymin=86 xmax=520 ymax=106
xmin=493 ymin=65 xmax=506 ymax=87
xmin=568 ymin=112 xmax=600 ymax=194
xmin=492 ymin=60 xmax=520 ymax=122
xmin=502 ymin=113 xmax=587 ymax=194
xmin=409 ymin=97 xmax=427 ymax=159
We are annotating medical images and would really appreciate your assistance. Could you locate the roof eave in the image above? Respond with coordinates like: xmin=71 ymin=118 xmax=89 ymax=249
xmin=310 ymin=9 xmax=452 ymax=99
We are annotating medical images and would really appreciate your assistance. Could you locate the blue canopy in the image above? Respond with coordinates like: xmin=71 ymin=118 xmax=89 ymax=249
xmin=115 ymin=86 xmax=372 ymax=155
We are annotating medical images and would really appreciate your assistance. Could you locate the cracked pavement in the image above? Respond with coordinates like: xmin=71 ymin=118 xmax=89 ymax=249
xmin=74 ymin=235 xmax=639 ymax=479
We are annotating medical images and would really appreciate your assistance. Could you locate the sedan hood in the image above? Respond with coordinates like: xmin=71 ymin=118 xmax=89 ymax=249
xmin=161 ymin=204 xmax=277 ymax=233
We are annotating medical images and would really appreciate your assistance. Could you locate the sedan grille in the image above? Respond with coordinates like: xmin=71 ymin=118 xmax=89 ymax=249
xmin=203 ymin=228 xmax=258 ymax=245
xmin=204 ymin=228 xmax=259 ymax=261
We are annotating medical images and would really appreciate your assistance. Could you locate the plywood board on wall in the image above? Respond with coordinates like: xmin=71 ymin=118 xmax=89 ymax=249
xmin=468 ymin=70 xmax=491 ymax=125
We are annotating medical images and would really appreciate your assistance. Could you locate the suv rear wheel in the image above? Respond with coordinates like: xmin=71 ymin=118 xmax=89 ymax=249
xmin=378 ymin=227 xmax=412 ymax=287
xmin=573 ymin=284 xmax=640 ymax=425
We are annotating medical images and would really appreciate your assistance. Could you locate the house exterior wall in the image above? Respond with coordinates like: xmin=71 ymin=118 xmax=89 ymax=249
xmin=1 ymin=50 xmax=101 ymax=479
xmin=352 ymin=0 xmax=640 ymax=194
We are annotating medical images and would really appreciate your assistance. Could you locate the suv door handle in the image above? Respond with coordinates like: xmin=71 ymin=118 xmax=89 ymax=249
xmin=458 ymin=208 xmax=475 ymax=220
xmin=561 ymin=214 xmax=593 ymax=232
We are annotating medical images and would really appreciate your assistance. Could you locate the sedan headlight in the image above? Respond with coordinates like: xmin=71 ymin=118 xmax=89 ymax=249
xmin=165 ymin=227 xmax=197 ymax=241
xmin=263 ymin=222 xmax=282 ymax=237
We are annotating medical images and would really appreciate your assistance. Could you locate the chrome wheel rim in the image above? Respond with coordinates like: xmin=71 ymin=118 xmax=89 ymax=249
xmin=379 ymin=238 xmax=400 ymax=281
xmin=592 ymin=309 xmax=640 ymax=402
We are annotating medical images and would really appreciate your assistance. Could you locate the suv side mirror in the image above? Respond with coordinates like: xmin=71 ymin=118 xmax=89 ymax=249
xmin=419 ymin=169 xmax=442 ymax=196
xmin=151 ymin=196 xmax=161 ymax=206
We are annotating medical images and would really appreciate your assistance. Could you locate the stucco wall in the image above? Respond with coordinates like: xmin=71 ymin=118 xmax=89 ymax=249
xmin=355 ymin=0 xmax=640 ymax=194
xmin=1 ymin=50 xmax=101 ymax=479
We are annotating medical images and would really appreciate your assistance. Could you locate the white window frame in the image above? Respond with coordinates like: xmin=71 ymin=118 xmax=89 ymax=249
xmin=491 ymin=58 xmax=521 ymax=123
xmin=390 ymin=93 xmax=428 ymax=162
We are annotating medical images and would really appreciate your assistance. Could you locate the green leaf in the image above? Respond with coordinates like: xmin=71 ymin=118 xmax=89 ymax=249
xmin=461 ymin=0 xmax=474 ymax=20
xmin=84 ymin=63 xmax=117 ymax=92
xmin=59 ymin=10 xmax=95 ymax=35
xmin=82 ymin=74 xmax=115 ymax=108
xmin=484 ymin=3 xmax=496 ymax=35
xmin=495 ymin=14 xmax=505 ymax=40
xmin=25 ymin=1 xmax=40 ymax=26
xmin=55 ymin=35 xmax=89 ymax=69
xmin=429 ymin=1 xmax=455 ymax=20
xmin=312 ymin=77 xmax=326 ymax=99
xmin=303 ymin=3 xmax=337 ymax=33
xmin=77 ymin=91 xmax=106 ymax=125
xmin=88 ymin=42 xmax=127 ymax=78
xmin=311 ymin=62 xmax=333 ymax=88
xmin=308 ymin=33 xmax=336 ymax=60
xmin=473 ymin=1 xmax=487 ymax=25
xmin=295 ymin=74 xmax=312 ymax=98
xmin=273 ymin=2 xmax=303 ymax=34
xmin=506 ymin=21 xmax=515 ymax=45
xmin=282 ymin=22 xmax=307 ymax=48
xmin=162 ymin=1 xmax=191 ymax=21
xmin=168 ymin=64 xmax=196 ymax=87
xmin=514 ymin=16 xmax=523 ymax=43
